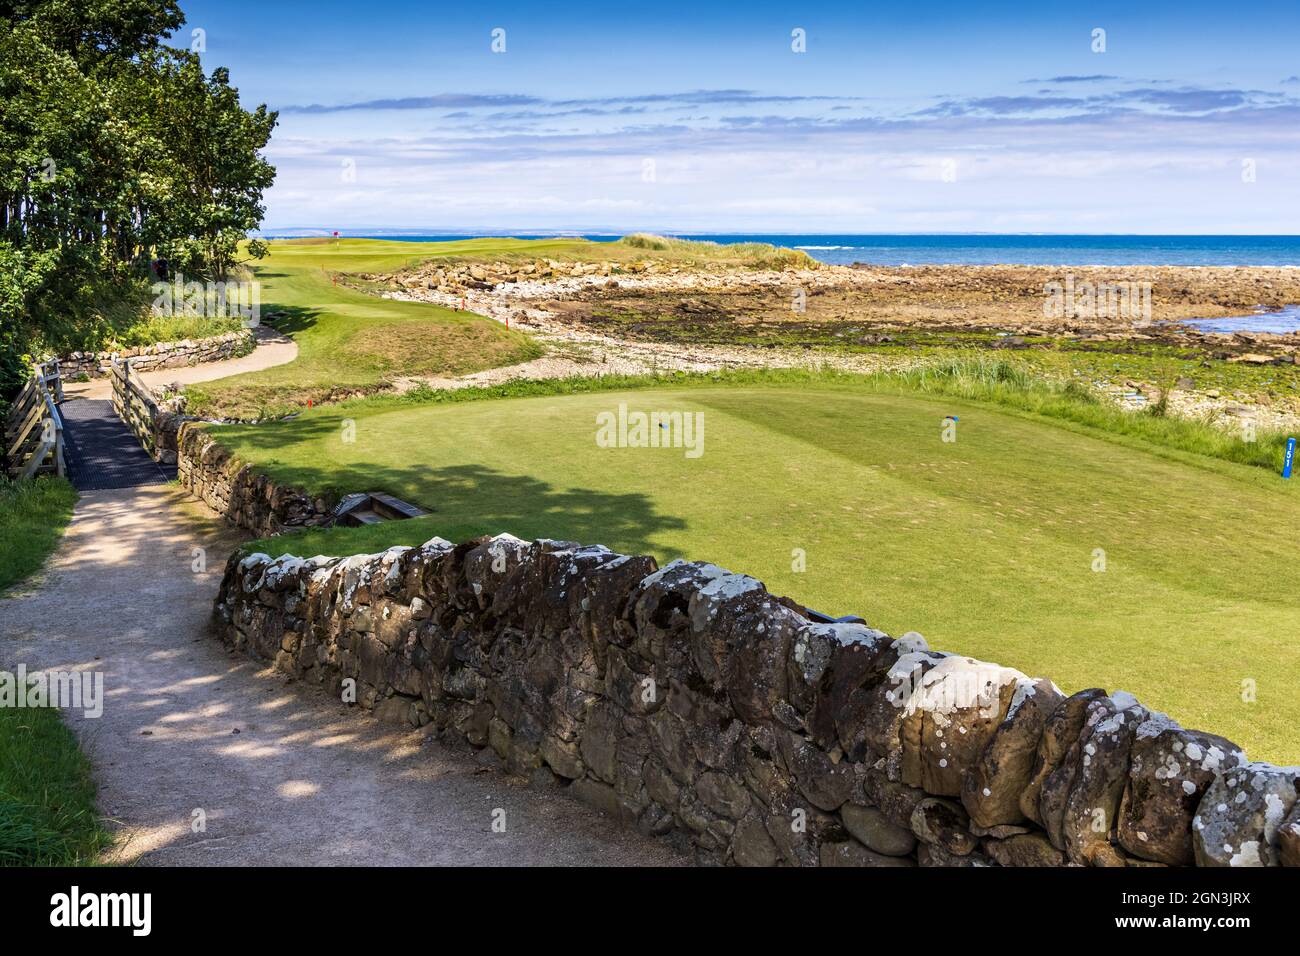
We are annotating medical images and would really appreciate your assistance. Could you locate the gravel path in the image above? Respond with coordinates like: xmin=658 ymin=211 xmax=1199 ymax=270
xmin=0 ymin=485 xmax=686 ymax=865
xmin=65 ymin=325 xmax=298 ymax=402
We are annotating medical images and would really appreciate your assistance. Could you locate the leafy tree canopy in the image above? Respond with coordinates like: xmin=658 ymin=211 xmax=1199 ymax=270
xmin=0 ymin=0 xmax=277 ymax=394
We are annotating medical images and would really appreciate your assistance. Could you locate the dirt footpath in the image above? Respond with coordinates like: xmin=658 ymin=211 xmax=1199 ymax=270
xmin=66 ymin=325 xmax=299 ymax=402
xmin=0 ymin=486 xmax=684 ymax=866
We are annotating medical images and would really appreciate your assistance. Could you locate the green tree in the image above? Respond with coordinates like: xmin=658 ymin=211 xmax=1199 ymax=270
xmin=0 ymin=0 xmax=277 ymax=398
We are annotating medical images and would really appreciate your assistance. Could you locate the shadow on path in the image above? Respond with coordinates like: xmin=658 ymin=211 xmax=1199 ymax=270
xmin=0 ymin=485 xmax=685 ymax=866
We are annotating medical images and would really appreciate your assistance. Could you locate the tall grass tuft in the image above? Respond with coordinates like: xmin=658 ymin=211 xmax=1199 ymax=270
xmin=108 ymin=312 xmax=245 ymax=350
xmin=0 ymin=708 xmax=110 ymax=865
xmin=617 ymin=233 xmax=817 ymax=269
xmin=874 ymin=356 xmax=1292 ymax=473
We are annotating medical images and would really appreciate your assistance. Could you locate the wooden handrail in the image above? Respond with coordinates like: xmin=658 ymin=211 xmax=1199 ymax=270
xmin=5 ymin=361 xmax=65 ymax=480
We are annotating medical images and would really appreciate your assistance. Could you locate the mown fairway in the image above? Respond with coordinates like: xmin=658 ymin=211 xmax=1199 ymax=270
xmin=187 ymin=235 xmax=823 ymax=418
xmin=214 ymin=382 xmax=1300 ymax=763
xmin=187 ymin=238 xmax=555 ymax=417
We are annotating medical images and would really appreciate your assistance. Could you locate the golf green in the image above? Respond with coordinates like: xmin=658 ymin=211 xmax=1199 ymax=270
xmin=215 ymin=383 xmax=1300 ymax=763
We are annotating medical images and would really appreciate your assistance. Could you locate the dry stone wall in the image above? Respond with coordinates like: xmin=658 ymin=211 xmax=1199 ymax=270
xmin=215 ymin=533 xmax=1300 ymax=867
xmin=62 ymin=329 xmax=254 ymax=379
xmin=177 ymin=423 xmax=330 ymax=536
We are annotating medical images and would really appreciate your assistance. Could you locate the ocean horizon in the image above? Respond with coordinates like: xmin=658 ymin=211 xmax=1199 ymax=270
xmin=261 ymin=232 xmax=1300 ymax=268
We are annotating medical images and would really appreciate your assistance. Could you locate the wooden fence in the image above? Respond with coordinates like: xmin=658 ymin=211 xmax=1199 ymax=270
xmin=109 ymin=355 xmax=163 ymax=460
xmin=3 ymin=359 xmax=66 ymax=480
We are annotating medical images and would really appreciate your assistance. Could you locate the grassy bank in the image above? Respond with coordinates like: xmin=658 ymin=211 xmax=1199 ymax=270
xmin=0 ymin=708 xmax=110 ymax=865
xmin=218 ymin=367 xmax=1299 ymax=763
xmin=183 ymin=239 xmax=571 ymax=418
xmin=0 ymin=476 xmax=108 ymax=865
xmin=0 ymin=477 xmax=77 ymax=595
xmin=185 ymin=238 xmax=660 ymax=416
xmin=183 ymin=235 xmax=820 ymax=418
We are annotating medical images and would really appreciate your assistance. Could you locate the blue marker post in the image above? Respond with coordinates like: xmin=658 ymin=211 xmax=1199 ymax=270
xmin=1284 ymin=437 xmax=1296 ymax=479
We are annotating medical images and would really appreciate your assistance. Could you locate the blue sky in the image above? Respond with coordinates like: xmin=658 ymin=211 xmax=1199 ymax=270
xmin=181 ymin=0 xmax=1300 ymax=233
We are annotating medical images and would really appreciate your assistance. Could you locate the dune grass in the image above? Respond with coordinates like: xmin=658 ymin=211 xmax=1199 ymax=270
xmin=216 ymin=369 xmax=1300 ymax=764
xmin=615 ymin=233 xmax=817 ymax=268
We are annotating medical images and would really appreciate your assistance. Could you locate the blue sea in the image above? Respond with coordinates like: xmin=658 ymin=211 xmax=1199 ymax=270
xmin=266 ymin=231 xmax=1300 ymax=333
xmin=306 ymin=233 xmax=1300 ymax=268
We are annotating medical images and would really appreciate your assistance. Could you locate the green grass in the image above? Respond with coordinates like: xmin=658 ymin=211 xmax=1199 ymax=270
xmin=214 ymin=371 xmax=1300 ymax=764
xmin=0 ymin=476 xmax=108 ymax=865
xmin=0 ymin=708 xmax=110 ymax=865
xmin=108 ymin=311 xmax=246 ymax=349
xmin=184 ymin=238 xmax=551 ymax=418
xmin=0 ymin=477 xmax=77 ymax=595
xmin=617 ymin=233 xmax=817 ymax=268
xmin=182 ymin=235 xmax=826 ymax=418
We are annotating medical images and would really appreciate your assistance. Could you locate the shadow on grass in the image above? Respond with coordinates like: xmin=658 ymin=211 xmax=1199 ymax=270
xmin=208 ymin=422 xmax=688 ymax=557
xmin=260 ymin=303 xmax=320 ymax=337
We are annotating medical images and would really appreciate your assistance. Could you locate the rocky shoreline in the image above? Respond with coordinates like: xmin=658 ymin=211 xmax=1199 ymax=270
xmin=370 ymin=258 xmax=1300 ymax=432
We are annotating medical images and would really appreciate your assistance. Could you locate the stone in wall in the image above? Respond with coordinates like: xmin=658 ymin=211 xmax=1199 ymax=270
xmin=211 ymin=530 xmax=1300 ymax=867
xmin=60 ymin=329 xmax=255 ymax=379
xmin=177 ymin=423 xmax=329 ymax=535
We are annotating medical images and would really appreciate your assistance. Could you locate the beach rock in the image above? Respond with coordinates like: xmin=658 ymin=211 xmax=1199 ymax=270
xmin=1193 ymin=764 xmax=1300 ymax=867
xmin=1117 ymin=716 xmax=1245 ymax=866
